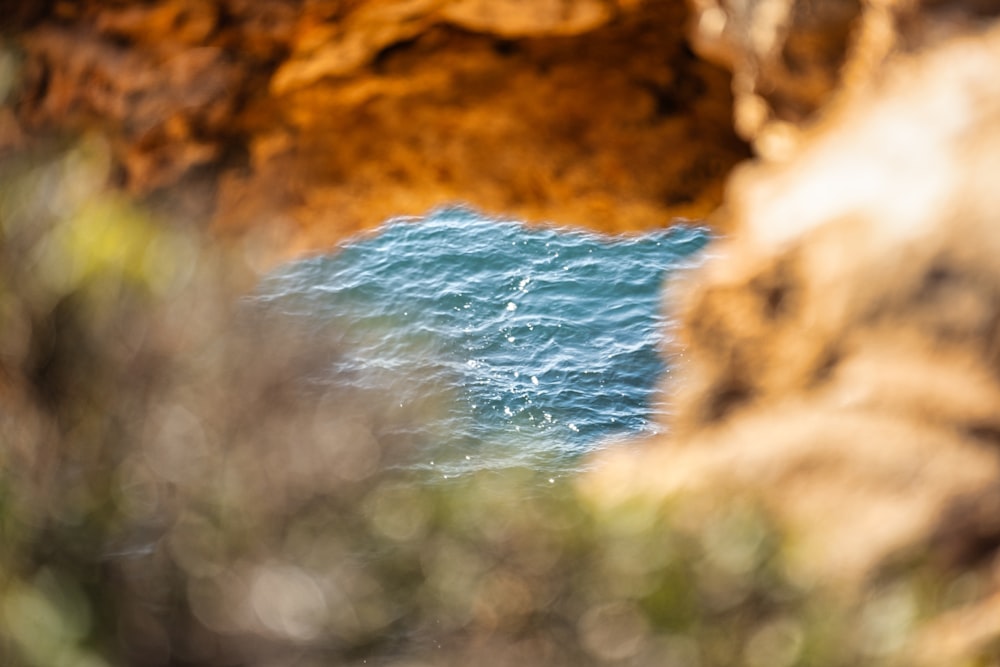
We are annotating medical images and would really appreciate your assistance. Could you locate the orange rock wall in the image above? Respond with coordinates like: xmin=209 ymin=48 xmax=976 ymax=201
xmin=3 ymin=0 xmax=748 ymax=255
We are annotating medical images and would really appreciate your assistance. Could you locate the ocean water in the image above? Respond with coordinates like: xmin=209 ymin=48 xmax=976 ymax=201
xmin=256 ymin=208 xmax=710 ymax=477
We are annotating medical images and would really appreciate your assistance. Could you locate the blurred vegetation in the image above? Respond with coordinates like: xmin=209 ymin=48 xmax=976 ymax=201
xmin=0 ymin=136 xmax=991 ymax=667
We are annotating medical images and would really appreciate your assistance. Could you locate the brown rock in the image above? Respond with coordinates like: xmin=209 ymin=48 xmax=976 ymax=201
xmin=17 ymin=24 xmax=242 ymax=193
xmin=226 ymin=4 xmax=745 ymax=253
xmin=5 ymin=0 xmax=748 ymax=256
xmin=440 ymin=0 xmax=615 ymax=37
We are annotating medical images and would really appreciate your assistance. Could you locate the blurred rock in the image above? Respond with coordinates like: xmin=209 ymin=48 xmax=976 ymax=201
xmin=588 ymin=15 xmax=1000 ymax=665
xmin=687 ymin=0 xmax=1000 ymax=159
xmin=687 ymin=0 xmax=859 ymax=157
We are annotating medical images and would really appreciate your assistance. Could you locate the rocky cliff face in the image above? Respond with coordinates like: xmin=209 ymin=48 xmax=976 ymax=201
xmin=2 ymin=0 xmax=747 ymax=255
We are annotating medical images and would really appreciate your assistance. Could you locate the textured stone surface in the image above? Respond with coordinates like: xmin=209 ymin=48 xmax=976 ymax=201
xmin=686 ymin=0 xmax=1000 ymax=159
xmin=3 ymin=0 xmax=747 ymax=256
xmin=687 ymin=0 xmax=860 ymax=156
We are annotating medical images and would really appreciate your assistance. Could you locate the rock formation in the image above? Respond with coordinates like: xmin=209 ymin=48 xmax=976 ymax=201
xmin=4 ymin=0 xmax=1000 ymax=664
xmin=1 ymin=0 xmax=747 ymax=256
xmin=588 ymin=4 xmax=1000 ymax=663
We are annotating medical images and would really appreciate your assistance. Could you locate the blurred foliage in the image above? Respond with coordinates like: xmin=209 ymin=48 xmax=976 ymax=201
xmin=0 ymin=136 xmax=989 ymax=667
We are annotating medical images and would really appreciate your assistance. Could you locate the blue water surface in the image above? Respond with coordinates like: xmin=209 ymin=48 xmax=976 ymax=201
xmin=256 ymin=208 xmax=710 ymax=476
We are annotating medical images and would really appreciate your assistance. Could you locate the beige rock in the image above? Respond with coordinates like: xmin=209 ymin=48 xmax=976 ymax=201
xmin=687 ymin=0 xmax=859 ymax=155
xmin=586 ymin=18 xmax=1000 ymax=663
xmin=687 ymin=0 xmax=1000 ymax=158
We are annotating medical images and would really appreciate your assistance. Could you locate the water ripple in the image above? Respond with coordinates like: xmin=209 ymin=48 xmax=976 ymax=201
xmin=256 ymin=207 xmax=710 ymax=475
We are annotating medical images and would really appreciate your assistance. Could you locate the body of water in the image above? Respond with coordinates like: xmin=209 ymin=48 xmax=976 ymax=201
xmin=256 ymin=208 xmax=710 ymax=477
